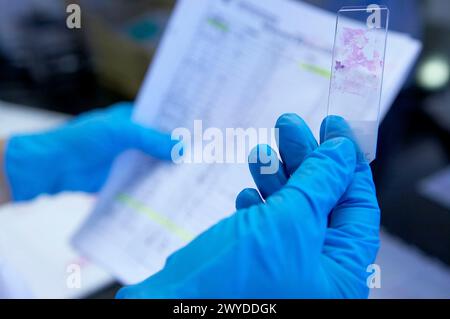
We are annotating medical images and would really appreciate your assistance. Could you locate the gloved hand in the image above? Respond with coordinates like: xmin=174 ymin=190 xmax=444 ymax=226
xmin=5 ymin=102 xmax=175 ymax=201
xmin=117 ymin=114 xmax=380 ymax=299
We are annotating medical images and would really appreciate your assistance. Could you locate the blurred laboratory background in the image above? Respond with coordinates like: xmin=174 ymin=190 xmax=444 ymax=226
xmin=0 ymin=0 xmax=449 ymax=298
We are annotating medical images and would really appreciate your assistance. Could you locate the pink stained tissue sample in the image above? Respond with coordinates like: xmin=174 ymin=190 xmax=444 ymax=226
xmin=332 ymin=27 xmax=383 ymax=96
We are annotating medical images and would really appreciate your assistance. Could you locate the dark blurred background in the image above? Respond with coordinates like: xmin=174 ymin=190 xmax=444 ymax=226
xmin=0 ymin=0 xmax=449 ymax=296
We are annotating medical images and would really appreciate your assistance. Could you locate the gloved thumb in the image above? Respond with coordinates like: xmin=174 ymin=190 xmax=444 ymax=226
xmin=123 ymin=122 xmax=177 ymax=161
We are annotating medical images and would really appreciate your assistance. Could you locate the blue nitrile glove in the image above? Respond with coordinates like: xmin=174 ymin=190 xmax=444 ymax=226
xmin=5 ymin=102 xmax=175 ymax=201
xmin=117 ymin=114 xmax=380 ymax=299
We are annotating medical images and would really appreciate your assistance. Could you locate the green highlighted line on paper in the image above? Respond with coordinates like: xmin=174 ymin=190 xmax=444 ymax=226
xmin=117 ymin=193 xmax=194 ymax=242
xmin=299 ymin=62 xmax=331 ymax=78
xmin=207 ymin=18 xmax=229 ymax=32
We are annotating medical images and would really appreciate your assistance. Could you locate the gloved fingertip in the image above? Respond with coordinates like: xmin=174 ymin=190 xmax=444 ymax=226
xmin=320 ymin=116 xmax=369 ymax=165
xmin=248 ymin=144 xmax=284 ymax=177
xmin=320 ymin=115 xmax=352 ymax=144
xmin=248 ymin=144 xmax=274 ymax=163
xmin=247 ymin=144 xmax=286 ymax=198
xmin=275 ymin=113 xmax=307 ymax=130
xmin=136 ymin=126 xmax=179 ymax=161
xmin=235 ymin=188 xmax=263 ymax=210
xmin=249 ymin=144 xmax=277 ymax=174
xmin=274 ymin=114 xmax=318 ymax=176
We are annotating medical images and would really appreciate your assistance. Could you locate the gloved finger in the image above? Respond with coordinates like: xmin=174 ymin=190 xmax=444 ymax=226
xmin=248 ymin=114 xmax=318 ymax=200
xmin=320 ymin=116 xmax=380 ymax=272
xmin=109 ymin=102 xmax=178 ymax=160
xmin=275 ymin=113 xmax=318 ymax=176
xmin=235 ymin=188 xmax=264 ymax=210
xmin=123 ymin=122 xmax=177 ymax=161
xmin=319 ymin=115 xmax=361 ymax=152
xmin=268 ymin=137 xmax=357 ymax=247
xmin=248 ymin=144 xmax=287 ymax=199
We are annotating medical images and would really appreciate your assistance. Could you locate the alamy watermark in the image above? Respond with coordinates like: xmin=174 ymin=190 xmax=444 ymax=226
xmin=66 ymin=263 xmax=81 ymax=289
xmin=171 ymin=120 xmax=280 ymax=175
xmin=366 ymin=4 xmax=382 ymax=29
xmin=66 ymin=4 xmax=81 ymax=29
xmin=366 ymin=264 xmax=381 ymax=289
